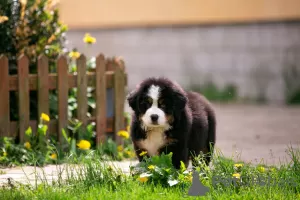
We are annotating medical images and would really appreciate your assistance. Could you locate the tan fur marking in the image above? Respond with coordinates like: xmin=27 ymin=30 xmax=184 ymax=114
xmin=166 ymin=115 xmax=174 ymax=123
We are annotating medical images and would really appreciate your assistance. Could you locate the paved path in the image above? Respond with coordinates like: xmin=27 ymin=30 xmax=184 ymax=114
xmin=1 ymin=104 xmax=300 ymax=186
xmin=212 ymin=103 xmax=300 ymax=165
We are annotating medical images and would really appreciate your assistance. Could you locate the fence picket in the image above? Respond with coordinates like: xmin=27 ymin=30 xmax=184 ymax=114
xmin=95 ymin=54 xmax=107 ymax=145
xmin=113 ymin=60 xmax=126 ymax=145
xmin=37 ymin=54 xmax=49 ymax=122
xmin=0 ymin=55 xmax=10 ymax=137
xmin=76 ymin=55 xmax=88 ymax=128
xmin=18 ymin=54 xmax=30 ymax=143
xmin=57 ymin=55 xmax=69 ymax=143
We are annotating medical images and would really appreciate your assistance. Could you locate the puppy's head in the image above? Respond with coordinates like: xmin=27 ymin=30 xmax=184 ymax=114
xmin=127 ymin=77 xmax=187 ymax=131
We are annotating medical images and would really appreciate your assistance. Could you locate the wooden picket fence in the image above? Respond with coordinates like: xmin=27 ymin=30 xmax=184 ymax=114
xmin=0 ymin=53 xmax=127 ymax=146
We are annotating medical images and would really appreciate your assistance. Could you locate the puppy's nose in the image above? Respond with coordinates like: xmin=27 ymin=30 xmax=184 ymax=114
xmin=150 ymin=114 xmax=159 ymax=122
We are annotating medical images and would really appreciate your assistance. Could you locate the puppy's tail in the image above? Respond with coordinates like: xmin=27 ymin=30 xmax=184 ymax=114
xmin=206 ymin=108 xmax=217 ymax=165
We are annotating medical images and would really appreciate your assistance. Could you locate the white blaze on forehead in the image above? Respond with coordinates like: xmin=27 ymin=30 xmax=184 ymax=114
xmin=147 ymin=85 xmax=160 ymax=104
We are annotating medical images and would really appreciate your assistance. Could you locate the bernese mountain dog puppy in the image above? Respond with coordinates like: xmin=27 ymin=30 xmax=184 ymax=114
xmin=127 ymin=77 xmax=216 ymax=169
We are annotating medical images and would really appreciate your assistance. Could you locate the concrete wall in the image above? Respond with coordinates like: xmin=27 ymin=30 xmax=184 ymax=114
xmin=64 ymin=21 xmax=300 ymax=104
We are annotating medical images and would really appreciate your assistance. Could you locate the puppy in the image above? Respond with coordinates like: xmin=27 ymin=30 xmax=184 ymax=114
xmin=127 ymin=77 xmax=216 ymax=169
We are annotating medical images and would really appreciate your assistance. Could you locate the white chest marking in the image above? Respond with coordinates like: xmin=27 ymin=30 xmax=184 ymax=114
xmin=138 ymin=129 xmax=166 ymax=156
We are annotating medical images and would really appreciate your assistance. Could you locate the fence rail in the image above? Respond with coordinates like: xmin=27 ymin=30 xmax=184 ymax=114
xmin=0 ymin=53 xmax=127 ymax=146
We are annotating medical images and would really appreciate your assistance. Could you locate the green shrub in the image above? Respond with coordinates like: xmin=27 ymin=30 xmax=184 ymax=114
xmin=0 ymin=0 xmax=67 ymax=73
xmin=282 ymin=51 xmax=300 ymax=105
xmin=0 ymin=0 xmax=68 ymax=121
xmin=188 ymin=82 xmax=238 ymax=102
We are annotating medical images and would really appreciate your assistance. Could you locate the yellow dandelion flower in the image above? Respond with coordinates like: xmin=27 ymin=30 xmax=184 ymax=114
xmin=24 ymin=142 xmax=31 ymax=149
xmin=234 ymin=163 xmax=243 ymax=168
xmin=148 ymin=165 xmax=155 ymax=170
xmin=117 ymin=130 xmax=129 ymax=139
xmin=50 ymin=153 xmax=57 ymax=160
xmin=232 ymin=173 xmax=241 ymax=179
xmin=3 ymin=152 xmax=7 ymax=157
xmin=69 ymin=51 xmax=81 ymax=59
xmin=83 ymin=33 xmax=96 ymax=44
xmin=0 ymin=16 xmax=9 ymax=23
xmin=137 ymin=176 xmax=148 ymax=183
xmin=257 ymin=166 xmax=265 ymax=173
xmin=41 ymin=113 xmax=50 ymax=122
xmin=117 ymin=145 xmax=123 ymax=152
xmin=139 ymin=151 xmax=147 ymax=156
xmin=77 ymin=140 xmax=91 ymax=150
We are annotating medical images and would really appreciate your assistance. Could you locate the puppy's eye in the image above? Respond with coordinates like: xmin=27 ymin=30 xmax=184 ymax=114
xmin=147 ymin=97 xmax=153 ymax=104
xmin=158 ymin=99 xmax=165 ymax=108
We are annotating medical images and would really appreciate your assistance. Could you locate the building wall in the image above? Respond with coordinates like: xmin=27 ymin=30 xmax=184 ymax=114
xmin=64 ymin=22 xmax=300 ymax=104
xmin=58 ymin=0 xmax=300 ymax=29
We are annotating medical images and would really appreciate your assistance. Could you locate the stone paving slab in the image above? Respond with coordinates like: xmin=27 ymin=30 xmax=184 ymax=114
xmin=0 ymin=160 xmax=139 ymax=186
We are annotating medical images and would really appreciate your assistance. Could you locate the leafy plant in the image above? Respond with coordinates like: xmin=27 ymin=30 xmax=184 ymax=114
xmin=130 ymin=152 xmax=194 ymax=187
xmin=0 ymin=137 xmax=33 ymax=167
xmin=0 ymin=112 xmax=134 ymax=167
xmin=0 ymin=113 xmax=55 ymax=166
xmin=58 ymin=119 xmax=95 ymax=159
xmin=97 ymin=125 xmax=135 ymax=161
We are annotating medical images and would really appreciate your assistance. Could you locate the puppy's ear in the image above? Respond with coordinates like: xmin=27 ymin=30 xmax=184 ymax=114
xmin=127 ymin=89 xmax=139 ymax=111
xmin=173 ymin=90 xmax=187 ymax=110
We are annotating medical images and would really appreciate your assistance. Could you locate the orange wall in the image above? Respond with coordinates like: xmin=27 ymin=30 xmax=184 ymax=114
xmin=58 ymin=0 xmax=300 ymax=29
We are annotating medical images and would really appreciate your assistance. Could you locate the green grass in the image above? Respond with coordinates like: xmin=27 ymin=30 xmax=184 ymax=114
xmin=1 ymin=181 xmax=299 ymax=200
xmin=1 ymin=146 xmax=300 ymax=200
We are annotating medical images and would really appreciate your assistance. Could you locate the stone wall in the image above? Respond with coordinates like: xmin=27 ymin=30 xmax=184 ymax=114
xmin=64 ymin=21 xmax=300 ymax=104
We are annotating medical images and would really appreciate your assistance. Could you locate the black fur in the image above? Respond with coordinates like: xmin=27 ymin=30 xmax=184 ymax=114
xmin=127 ymin=77 xmax=216 ymax=169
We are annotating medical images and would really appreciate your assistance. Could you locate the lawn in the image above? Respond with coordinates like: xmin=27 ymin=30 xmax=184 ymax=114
xmin=2 ymin=180 xmax=296 ymax=200
xmin=1 ymin=146 xmax=300 ymax=200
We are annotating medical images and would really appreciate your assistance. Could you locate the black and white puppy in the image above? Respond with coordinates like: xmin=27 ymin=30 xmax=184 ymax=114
xmin=127 ymin=77 xmax=216 ymax=169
